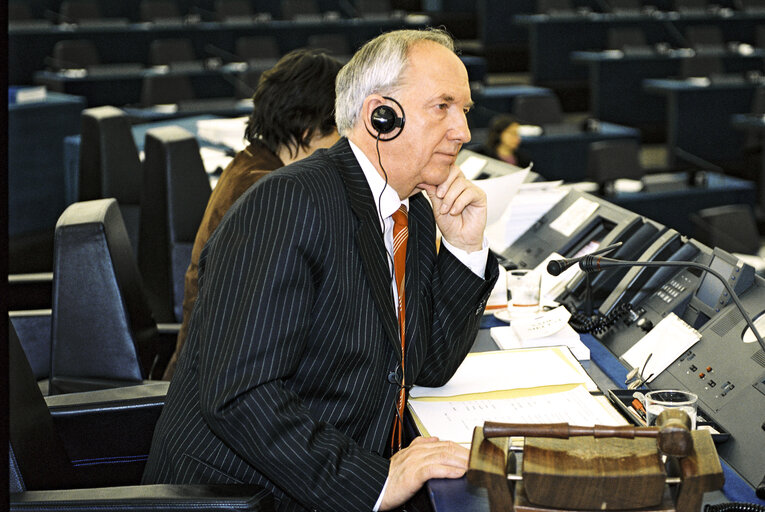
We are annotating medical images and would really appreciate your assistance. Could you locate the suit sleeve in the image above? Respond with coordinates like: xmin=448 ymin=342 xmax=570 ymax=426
xmin=411 ymin=198 xmax=500 ymax=388
xmin=193 ymin=175 xmax=388 ymax=510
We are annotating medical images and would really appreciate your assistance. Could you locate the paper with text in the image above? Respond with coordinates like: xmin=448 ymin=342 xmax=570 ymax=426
xmin=622 ymin=313 xmax=701 ymax=383
xmin=409 ymin=386 xmax=627 ymax=444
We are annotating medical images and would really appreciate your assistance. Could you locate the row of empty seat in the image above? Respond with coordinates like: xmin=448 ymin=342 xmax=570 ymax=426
xmin=535 ymin=0 xmax=765 ymax=15
xmin=9 ymin=0 xmax=396 ymax=25
xmin=47 ymin=33 xmax=349 ymax=70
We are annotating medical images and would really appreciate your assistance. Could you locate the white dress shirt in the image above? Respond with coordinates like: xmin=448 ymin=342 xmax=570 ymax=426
xmin=348 ymin=141 xmax=488 ymax=510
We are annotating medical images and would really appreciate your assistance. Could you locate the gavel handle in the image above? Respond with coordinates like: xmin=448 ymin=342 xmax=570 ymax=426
xmin=483 ymin=422 xmax=659 ymax=439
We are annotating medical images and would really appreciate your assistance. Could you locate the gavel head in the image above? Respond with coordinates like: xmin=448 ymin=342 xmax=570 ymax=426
xmin=655 ymin=409 xmax=693 ymax=457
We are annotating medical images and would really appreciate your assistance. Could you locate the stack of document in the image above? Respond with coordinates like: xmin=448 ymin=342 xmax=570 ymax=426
xmin=408 ymin=347 xmax=627 ymax=446
xmin=490 ymin=323 xmax=590 ymax=361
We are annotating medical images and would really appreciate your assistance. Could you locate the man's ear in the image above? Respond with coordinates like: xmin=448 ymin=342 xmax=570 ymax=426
xmin=361 ymin=94 xmax=387 ymax=131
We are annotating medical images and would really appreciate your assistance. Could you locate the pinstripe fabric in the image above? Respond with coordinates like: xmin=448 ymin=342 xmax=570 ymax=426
xmin=142 ymin=138 xmax=499 ymax=511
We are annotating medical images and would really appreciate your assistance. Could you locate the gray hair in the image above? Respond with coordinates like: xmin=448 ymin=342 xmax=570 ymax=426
xmin=334 ymin=28 xmax=455 ymax=136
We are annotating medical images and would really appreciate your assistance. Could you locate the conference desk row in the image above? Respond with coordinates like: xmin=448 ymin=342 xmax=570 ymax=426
xmin=9 ymin=14 xmax=427 ymax=85
xmin=421 ymin=315 xmax=765 ymax=511
xmin=573 ymin=47 xmax=765 ymax=133
xmin=514 ymin=9 xmax=765 ymax=87
xmin=32 ymin=54 xmax=488 ymax=109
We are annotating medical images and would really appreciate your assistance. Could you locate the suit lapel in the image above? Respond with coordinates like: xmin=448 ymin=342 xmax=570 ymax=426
xmin=331 ymin=140 xmax=401 ymax=357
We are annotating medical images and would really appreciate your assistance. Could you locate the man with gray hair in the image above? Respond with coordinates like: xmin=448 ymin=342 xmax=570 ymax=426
xmin=143 ymin=28 xmax=498 ymax=511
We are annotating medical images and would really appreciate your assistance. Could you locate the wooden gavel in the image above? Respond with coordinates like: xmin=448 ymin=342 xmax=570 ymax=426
xmin=483 ymin=408 xmax=694 ymax=457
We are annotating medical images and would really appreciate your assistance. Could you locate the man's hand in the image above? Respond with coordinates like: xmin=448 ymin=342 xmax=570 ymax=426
xmin=380 ymin=436 xmax=469 ymax=511
xmin=419 ymin=165 xmax=487 ymax=253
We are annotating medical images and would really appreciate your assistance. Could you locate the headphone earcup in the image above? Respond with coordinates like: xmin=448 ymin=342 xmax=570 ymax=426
xmin=370 ymin=105 xmax=398 ymax=134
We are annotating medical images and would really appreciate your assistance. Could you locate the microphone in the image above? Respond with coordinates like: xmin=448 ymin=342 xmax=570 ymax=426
xmin=546 ymin=242 xmax=624 ymax=277
xmin=577 ymin=255 xmax=765 ymax=352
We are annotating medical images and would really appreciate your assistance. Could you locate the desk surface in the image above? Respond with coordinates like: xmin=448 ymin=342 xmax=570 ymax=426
xmin=644 ymin=76 xmax=762 ymax=166
xmin=573 ymin=48 xmax=764 ymax=129
xmin=424 ymin=316 xmax=765 ymax=511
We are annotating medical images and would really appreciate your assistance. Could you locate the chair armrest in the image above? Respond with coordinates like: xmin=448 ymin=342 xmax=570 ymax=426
xmin=11 ymin=483 xmax=274 ymax=511
xmin=46 ymin=382 xmax=169 ymax=487
xmin=9 ymin=309 xmax=52 ymax=380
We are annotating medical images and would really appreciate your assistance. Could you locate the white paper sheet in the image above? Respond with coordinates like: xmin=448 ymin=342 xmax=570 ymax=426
xmin=622 ymin=313 xmax=701 ymax=383
xmin=410 ymin=347 xmax=596 ymax=398
xmin=409 ymin=386 xmax=627 ymax=444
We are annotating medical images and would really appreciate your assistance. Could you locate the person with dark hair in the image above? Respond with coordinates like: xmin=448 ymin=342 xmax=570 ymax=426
xmin=477 ymin=113 xmax=531 ymax=168
xmin=161 ymin=48 xmax=342 ymax=380
xmin=144 ymin=28 xmax=498 ymax=511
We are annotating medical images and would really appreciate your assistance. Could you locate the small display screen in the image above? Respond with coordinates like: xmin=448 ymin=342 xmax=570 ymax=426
xmin=695 ymin=255 xmax=735 ymax=309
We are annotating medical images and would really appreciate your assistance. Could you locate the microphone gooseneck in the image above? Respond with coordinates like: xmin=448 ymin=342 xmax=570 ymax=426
xmin=577 ymin=256 xmax=765 ymax=353
xmin=546 ymin=241 xmax=624 ymax=277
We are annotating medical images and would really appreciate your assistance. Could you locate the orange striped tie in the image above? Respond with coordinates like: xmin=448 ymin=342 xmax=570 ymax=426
xmin=390 ymin=205 xmax=408 ymax=454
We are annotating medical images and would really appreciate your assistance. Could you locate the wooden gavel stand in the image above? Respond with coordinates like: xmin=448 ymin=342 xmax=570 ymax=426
xmin=467 ymin=410 xmax=724 ymax=512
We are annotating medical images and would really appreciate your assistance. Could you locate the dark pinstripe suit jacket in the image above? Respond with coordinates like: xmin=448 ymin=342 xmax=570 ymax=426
xmin=142 ymin=138 xmax=499 ymax=511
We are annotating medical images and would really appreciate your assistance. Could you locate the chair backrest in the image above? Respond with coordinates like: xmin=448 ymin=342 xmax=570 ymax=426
xmin=537 ymin=0 xmax=575 ymax=13
xmin=741 ymin=0 xmax=765 ymax=11
xmin=140 ymin=74 xmax=195 ymax=105
xmin=608 ymin=0 xmax=642 ymax=12
xmin=586 ymin=139 xmax=645 ymax=191
xmin=306 ymin=33 xmax=351 ymax=57
xmin=139 ymin=0 xmax=181 ymax=21
xmin=280 ymin=0 xmax=320 ymax=19
xmin=684 ymin=24 xmax=724 ymax=50
xmin=50 ymin=199 xmax=157 ymax=394
xmin=512 ymin=94 xmax=564 ymax=125
xmin=215 ymin=0 xmax=254 ymax=19
xmin=60 ymin=0 xmax=102 ymax=22
xmin=148 ymin=38 xmax=196 ymax=65
xmin=235 ymin=35 xmax=281 ymax=60
xmin=139 ymin=126 xmax=212 ymax=323
xmin=691 ymin=204 xmax=761 ymax=254
xmin=9 ymin=322 xmax=81 ymax=492
xmin=52 ymin=39 xmax=100 ymax=69
xmin=679 ymin=55 xmax=725 ymax=77
xmin=674 ymin=0 xmax=708 ymax=12
xmin=78 ymin=106 xmax=143 ymax=254
xmin=9 ymin=1 xmax=33 ymax=20
xmin=355 ymin=0 xmax=392 ymax=15
xmin=607 ymin=27 xmax=648 ymax=49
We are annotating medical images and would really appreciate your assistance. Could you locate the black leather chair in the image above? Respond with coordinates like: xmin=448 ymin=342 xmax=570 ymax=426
xmin=49 ymin=198 xmax=159 ymax=394
xmin=280 ymin=0 xmax=320 ymax=19
xmin=9 ymin=323 xmax=274 ymax=511
xmin=586 ymin=139 xmax=645 ymax=195
xmin=235 ymin=35 xmax=281 ymax=61
xmin=59 ymin=0 xmax=102 ymax=23
xmin=306 ymin=33 xmax=352 ymax=59
xmin=684 ymin=25 xmax=725 ymax=52
xmin=51 ymin=39 xmax=100 ymax=70
xmin=139 ymin=0 xmax=183 ymax=22
xmin=690 ymin=204 xmax=762 ymax=255
xmin=10 ymin=309 xmax=53 ymax=383
xmin=138 ymin=126 xmax=212 ymax=323
xmin=679 ymin=54 xmax=725 ymax=78
xmin=140 ymin=74 xmax=196 ymax=106
xmin=512 ymin=94 xmax=564 ymax=126
xmin=148 ymin=38 xmax=197 ymax=66
xmin=215 ymin=0 xmax=254 ymax=20
xmin=78 ymin=106 xmax=143 ymax=255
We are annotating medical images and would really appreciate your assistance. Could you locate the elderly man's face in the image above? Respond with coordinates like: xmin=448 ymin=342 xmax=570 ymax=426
xmin=383 ymin=41 xmax=472 ymax=198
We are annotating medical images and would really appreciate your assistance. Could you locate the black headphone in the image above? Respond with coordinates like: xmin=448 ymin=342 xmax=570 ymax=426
xmin=367 ymin=96 xmax=405 ymax=141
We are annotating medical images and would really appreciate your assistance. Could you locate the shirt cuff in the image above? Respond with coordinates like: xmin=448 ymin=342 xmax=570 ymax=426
xmin=373 ymin=477 xmax=389 ymax=511
xmin=441 ymin=236 xmax=489 ymax=279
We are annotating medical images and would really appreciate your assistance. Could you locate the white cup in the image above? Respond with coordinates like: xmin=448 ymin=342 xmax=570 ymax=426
xmin=506 ymin=269 xmax=541 ymax=319
xmin=644 ymin=389 xmax=698 ymax=430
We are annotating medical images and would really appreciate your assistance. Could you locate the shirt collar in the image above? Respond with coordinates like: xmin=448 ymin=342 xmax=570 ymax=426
xmin=348 ymin=139 xmax=408 ymax=225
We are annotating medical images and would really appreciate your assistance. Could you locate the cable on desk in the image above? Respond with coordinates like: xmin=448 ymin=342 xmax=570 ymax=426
xmin=704 ymin=502 xmax=765 ymax=512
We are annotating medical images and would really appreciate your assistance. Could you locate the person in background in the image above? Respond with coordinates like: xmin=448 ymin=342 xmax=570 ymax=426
xmin=162 ymin=48 xmax=342 ymax=380
xmin=144 ymin=28 xmax=498 ymax=511
xmin=477 ymin=113 xmax=531 ymax=168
